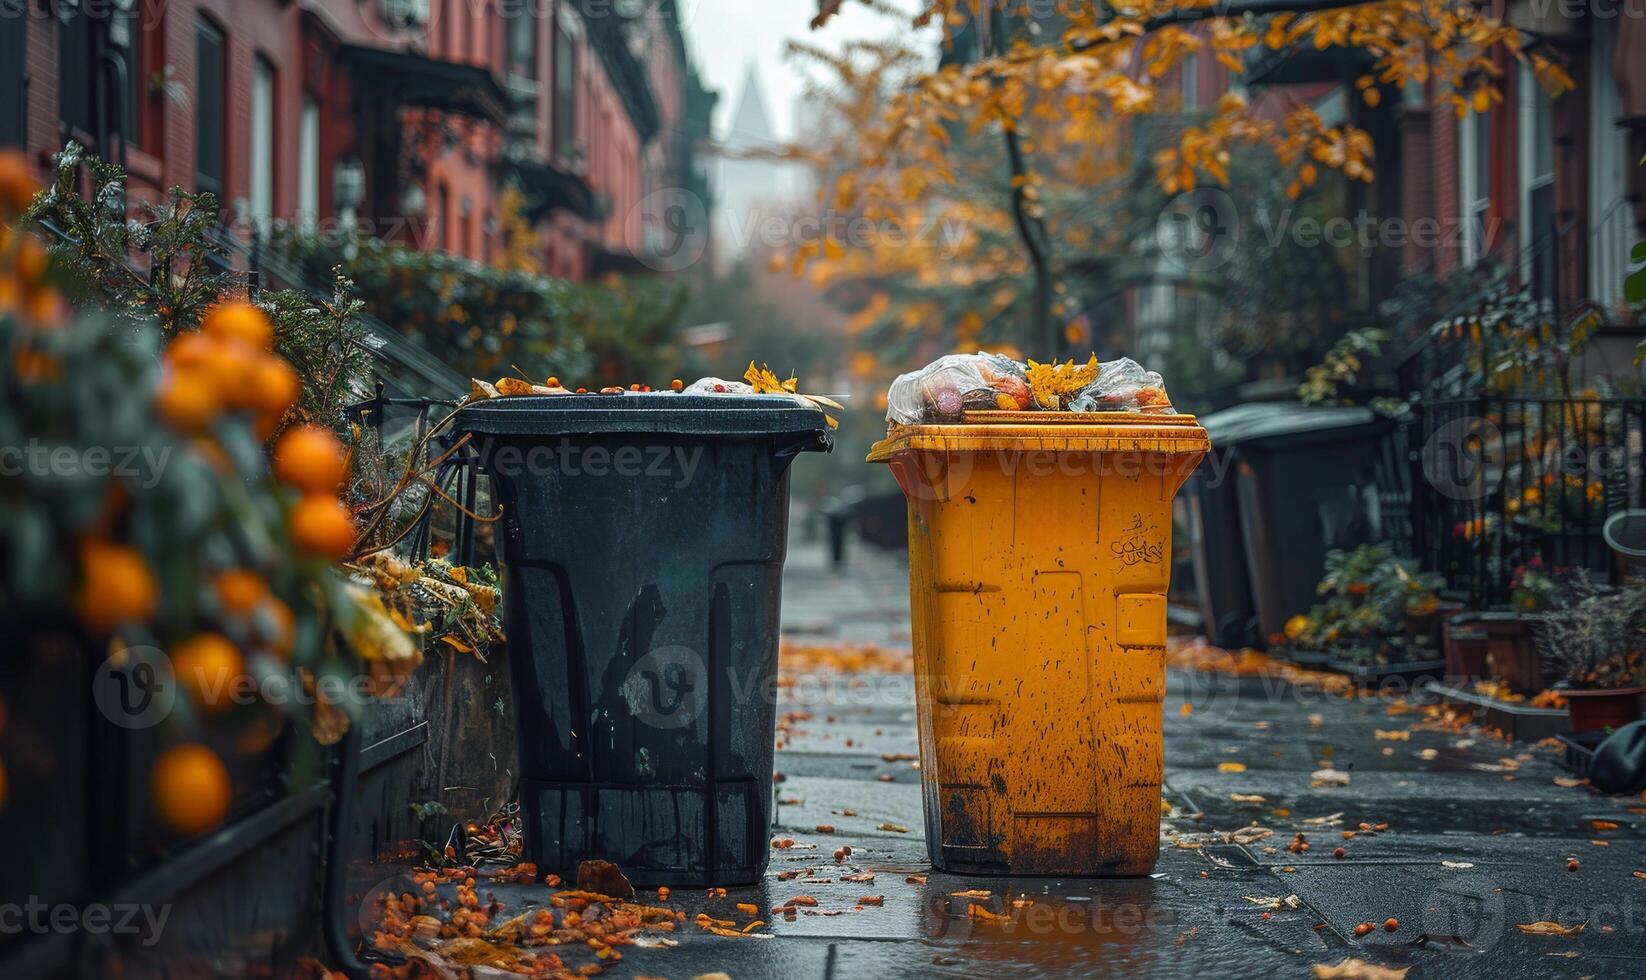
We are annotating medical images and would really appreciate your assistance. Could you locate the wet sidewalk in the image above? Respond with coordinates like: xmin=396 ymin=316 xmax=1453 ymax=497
xmin=365 ymin=528 xmax=1646 ymax=979
xmin=706 ymin=528 xmax=1646 ymax=978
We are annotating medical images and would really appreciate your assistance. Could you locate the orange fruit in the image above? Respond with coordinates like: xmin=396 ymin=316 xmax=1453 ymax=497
xmin=76 ymin=540 xmax=157 ymax=631
xmin=290 ymin=494 xmax=356 ymax=558
xmin=0 ymin=150 xmax=38 ymax=214
xmin=165 ymin=332 xmax=219 ymax=371
xmin=155 ymin=369 xmax=221 ymax=432
xmin=273 ymin=425 xmax=348 ymax=493
xmin=203 ymin=338 xmax=259 ymax=409
xmin=201 ymin=300 xmax=273 ymax=349
xmin=150 ymin=743 xmax=231 ymax=837
xmin=213 ymin=569 xmax=267 ymax=614
xmin=170 ymin=632 xmax=246 ymax=714
xmin=251 ymin=353 xmax=300 ymax=416
xmin=14 ymin=235 xmax=46 ymax=283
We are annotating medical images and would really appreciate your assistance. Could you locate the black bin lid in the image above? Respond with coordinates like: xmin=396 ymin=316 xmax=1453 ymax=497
xmin=453 ymin=393 xmax=835 ymax=441
xmin=1200 ymin=401 xmax=1389 ymax=449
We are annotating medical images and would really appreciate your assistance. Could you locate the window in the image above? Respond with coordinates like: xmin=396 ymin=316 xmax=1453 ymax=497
xmin=58 ymin=5 xmax=142 ymax=147
xmin=0 ymin=0 xmax=24 ymax=146
xmin=508 ymin=3 xmax=538 ymax=79
xmin=250 ymin=56 xmax=276 ymax=232
xmin=299 ymin=98 xmax=321 ymax=231
xmin=436 ymin=182 xmax=451 ymax=252
xmin=57 ymin=10 xmax=94 ymax=136
xmin=1458 ymin=108 xmax=1490 ymax=266
xmin=108 ymin=1 xmax=142 ymax=149
xmin=195 ymin=20 xmax=227 ymax=196
xmin=1517 ymin=61 xmax=1556 ymax=307
xmin=553 ymin=22 xmax=577 ymax=160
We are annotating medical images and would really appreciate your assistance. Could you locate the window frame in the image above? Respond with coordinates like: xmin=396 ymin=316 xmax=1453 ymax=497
xmin=1458 ymin=108 xmax=1490 ymax=267
xmin=250 ymin=53 xmax=277 ymax=233
xmin=552 ymin=16 xmax=578 ymax=163
xmin=1516 ymin=61 xmax=1557 ymax=306
xmin=194 ymin=17 xmax=228 ymax=198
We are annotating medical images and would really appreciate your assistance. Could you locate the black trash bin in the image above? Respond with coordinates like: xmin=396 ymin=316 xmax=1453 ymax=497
xmin=1195 ymin=403 xmax=1395 ymax=644
xmin=454 ymin=394 xmax=832 ymax=886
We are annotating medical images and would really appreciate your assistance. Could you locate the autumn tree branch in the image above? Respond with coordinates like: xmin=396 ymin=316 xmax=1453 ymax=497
xmin=1074 ymin=0 xmax=1393 ymax=48
xmin=993 ymin=7 xmax=1058 ymax=357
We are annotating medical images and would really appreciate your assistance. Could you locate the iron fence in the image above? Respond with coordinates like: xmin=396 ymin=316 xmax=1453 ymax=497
xmin=1412 ymin=394 xmax=1646 ymax=605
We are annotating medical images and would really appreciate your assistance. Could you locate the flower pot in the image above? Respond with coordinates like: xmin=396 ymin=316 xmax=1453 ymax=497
xmin=1479 ymin=613 xmax=1550 ymax=696
xmin=1402 ymin=608 xmax=1441 ymax=653
xmin=1561 ymin=687 xmax=1646 ymax=733
xmin=1443 ymin=621 xmax=1489 ymax=680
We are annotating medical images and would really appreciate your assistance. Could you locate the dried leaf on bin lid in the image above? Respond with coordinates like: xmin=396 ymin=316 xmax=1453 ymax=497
xmin=878 ymin=822 xmax=909 ymax=833
xmin=1230 ymin=793 xmax=1267 ymax=804
xmin=1552 ymin=776 xmax=1587 ymax=788
xmin=949 ymin=889 xmax=992 ymax=898
xmin=1218 ymin=762 xmax=1247 ymax=773
xmin=1303 ymin=813 xmax=1345 ymax=826
xmin=1311 ymin=769 xmax=1351 ymax=787
xmin=469 ymin=378 xmax=500 ymax=400
xmin=1515 ymin=921 xmax=1586 ymax=936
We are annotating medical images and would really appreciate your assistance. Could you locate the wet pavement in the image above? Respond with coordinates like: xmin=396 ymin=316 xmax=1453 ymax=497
xmin=362 ymin=527 xmax=1646 ymax=978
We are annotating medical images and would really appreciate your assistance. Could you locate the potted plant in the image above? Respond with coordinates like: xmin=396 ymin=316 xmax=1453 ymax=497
xmin=1532 ymin=586 xmax=1646 ymax=732
xmin=1443 ymin=613 xmax=1491 ymax=680
xmin=1483 ymin=560 xmax=1575 ymax=694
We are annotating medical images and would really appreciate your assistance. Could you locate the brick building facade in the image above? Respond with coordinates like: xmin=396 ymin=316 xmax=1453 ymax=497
xmin=1133 ymin=3 xmax=1646 ymax=378
xmin=0 ymin=0 xmax=713 ymax=280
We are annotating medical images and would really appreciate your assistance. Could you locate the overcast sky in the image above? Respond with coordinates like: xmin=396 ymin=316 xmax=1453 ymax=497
xmin=679 ymin=0 xmax=917 ymax=145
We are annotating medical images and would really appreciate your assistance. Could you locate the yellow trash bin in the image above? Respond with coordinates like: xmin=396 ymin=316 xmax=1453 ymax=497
xmin=867 ymin=411 xmax=1210 ymax=876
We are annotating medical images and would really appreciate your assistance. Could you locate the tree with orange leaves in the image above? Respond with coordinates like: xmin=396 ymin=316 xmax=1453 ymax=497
xmin=798 ymin=0 xmax=1577 ymax=357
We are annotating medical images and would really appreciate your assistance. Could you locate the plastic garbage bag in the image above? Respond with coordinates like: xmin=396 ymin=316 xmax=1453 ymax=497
xmin=885 ymin=353 xmax=1031 ymax=424
xmin=685 ymin=377 xmax=755 ymax=395
xmin=1068 ymin=357 xmax=1174 ymax=413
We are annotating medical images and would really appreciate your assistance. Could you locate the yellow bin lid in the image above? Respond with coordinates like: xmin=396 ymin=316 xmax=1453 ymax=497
xmin=866 ymin=410 xmax=1211 ymax=462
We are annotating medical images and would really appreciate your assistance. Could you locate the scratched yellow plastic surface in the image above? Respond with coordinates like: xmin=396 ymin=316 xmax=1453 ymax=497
xmin=867 ymin=416 xmax=1210 ymax=875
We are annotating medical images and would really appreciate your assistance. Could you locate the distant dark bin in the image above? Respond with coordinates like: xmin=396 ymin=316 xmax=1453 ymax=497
xmin=1195 ymin=403 xmax=1394 ymax=644
xmin=454 ymin=394 xmax=832 ymax=886
xmin=1182 ymin=465 xmax=1255 ymax=649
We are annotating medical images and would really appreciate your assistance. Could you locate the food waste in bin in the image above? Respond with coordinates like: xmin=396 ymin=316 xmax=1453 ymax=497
xmin=453 ymin=363 xmax=834 ymax=887
xmin=886 ymin=352 xmax=1177 ymax=423
xmin=467 ymin=361 xmax=843 ymax=427
xmin=869 ymin=352 xmax=1208 ymax=876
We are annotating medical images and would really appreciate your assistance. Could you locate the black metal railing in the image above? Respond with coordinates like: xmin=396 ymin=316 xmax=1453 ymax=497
xmin=1413 ymin=394 xmax=1646 ymax=605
